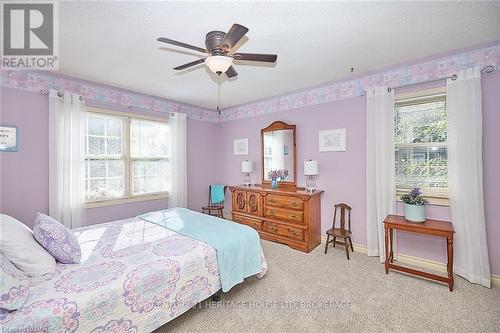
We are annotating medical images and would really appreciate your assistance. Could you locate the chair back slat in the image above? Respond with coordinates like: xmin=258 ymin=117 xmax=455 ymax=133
xmin=332 ymin=206 xmax=338 ymax=229
xmin=348 ymin=209 xmax=351 ymax=231
xmin=332 ymin=203 xmax=352 ymax=231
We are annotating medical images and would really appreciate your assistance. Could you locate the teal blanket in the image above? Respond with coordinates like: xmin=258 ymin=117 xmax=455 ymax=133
xmin=138 ymin=208 xmax=263 ymax=292
xmin=210 ymin=184 xmax=225 ymax=204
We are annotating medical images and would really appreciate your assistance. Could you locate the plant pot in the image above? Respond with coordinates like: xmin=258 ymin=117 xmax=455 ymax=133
xmin=271 ymin=178 xmax=278 ymax=189
xmin=404 ymin=203 xmax=426 ymax=222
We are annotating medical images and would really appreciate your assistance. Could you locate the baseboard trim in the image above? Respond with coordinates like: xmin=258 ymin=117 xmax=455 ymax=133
xmin=491 ymin=274 xmax=500 ymax=286
xmin=321 ymin=236 xmax=367 ymax=254
xmin=321 ymin=236 xmax=499 ymax=287
xmin=395 ymin=253 xmax=446 ymax=273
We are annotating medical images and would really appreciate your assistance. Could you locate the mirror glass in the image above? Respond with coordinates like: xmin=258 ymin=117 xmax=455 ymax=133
xmin=263 ymin=129 xmax=295 ymax=182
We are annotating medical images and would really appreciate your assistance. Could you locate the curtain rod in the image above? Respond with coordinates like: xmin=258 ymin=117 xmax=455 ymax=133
xmin=39 ymin=89 xmax=180 ymax=117
xmin=360 ymin=65 xmax=494 ymax=96
xmin=39 ymin=89 xmax=83 ymax=101
xmin=39 ymin=89 xmax=189 ymax=117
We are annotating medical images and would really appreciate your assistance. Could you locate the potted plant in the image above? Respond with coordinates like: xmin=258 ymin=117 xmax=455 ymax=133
xmin=268 ymin=170 xmax=280 ymax=189
xmin=401 ymin=187 xmax=429 ymax=222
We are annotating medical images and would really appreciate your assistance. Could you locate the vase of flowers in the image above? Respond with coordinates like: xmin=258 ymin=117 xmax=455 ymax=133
xmin=268 ymin=170 xmax=280 ymax=189
xmin=278 ymin=169 xmax=289 ymax=181
xmin=401 ymin=187 xmax=429 ymax=222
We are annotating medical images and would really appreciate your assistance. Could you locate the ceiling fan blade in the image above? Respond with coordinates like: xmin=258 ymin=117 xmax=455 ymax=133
xmin=157 ymin=37 xmax=208 ymax=54
xmin=173 ymin=58 xmax=206 ymax=70
xmin=232 ymin=53 xmax=277 ymax=63
xmin=226 ymin=66 xmax=238 ymax=78
xmin=221 ymin=24 xmax=249 ymax=51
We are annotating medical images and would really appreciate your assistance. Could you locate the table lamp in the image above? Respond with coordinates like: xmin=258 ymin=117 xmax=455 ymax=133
xmin=241 ymin=160 xmax=253 ymax=186
xmin=304 ymin=160 xmax=318 ymax=193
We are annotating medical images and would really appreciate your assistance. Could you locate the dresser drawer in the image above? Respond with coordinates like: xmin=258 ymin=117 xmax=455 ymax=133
xmin=266 ymin=194 xmax=303 ymax=210
xmin=264 ymin=222 xmax=304 ymax=242
xmin=233 ymin=215 xmax=263 ymax=231
xmin=265 ymin=206 xmax=304 ymax=224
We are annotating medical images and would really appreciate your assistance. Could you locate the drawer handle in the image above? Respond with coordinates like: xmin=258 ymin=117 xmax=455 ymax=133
xmin=288 ymin=228 xmax=300 ymax=236
xmin=268 ymin=210 xmax=276 ymax=215
xmin=291 ymin=202 xmax=300 ymax=206
xmin=290 ymin=214 xmax=299 ymax=219
xmin=268 ymin=225 xmax=277 ymax=232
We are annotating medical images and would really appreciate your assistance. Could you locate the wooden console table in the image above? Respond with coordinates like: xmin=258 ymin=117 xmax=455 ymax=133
xmin=383 ymin=215 xmax=455 ymax=291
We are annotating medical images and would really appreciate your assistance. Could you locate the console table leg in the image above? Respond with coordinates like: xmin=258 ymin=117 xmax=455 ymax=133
xmin=389 ymin=228 xmax=394 ymax=263
xmin=447 ymin=237 xmax=454 ymax=292
xmin=384 ymin=226 xmax=389 ymax=274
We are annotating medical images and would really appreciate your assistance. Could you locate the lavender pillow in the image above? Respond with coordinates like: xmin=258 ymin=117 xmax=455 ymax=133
xmin=0 ymin=254 xmax=29 ymax=312
xmin=33 ymin=213 xmax=81 ymax=264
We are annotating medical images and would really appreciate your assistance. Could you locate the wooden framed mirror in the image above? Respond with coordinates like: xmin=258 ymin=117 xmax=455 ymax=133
xmin=261 ymin=121 xmax=296 ymax=187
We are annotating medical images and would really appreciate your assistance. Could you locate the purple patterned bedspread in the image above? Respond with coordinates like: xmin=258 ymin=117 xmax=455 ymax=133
xmin=0 ymin=216 xmax=267 ymax=332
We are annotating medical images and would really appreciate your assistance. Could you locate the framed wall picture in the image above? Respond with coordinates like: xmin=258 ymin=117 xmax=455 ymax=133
xmin=233 ymin=138 xmax=249 ymax=155
xmin=319 ymin=128 xmax=346 ymax=152
xmin=0 ymin=126 xmax=18 ymax=152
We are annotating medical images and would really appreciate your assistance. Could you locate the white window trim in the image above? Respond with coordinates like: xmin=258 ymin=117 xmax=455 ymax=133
xmin=85 ymin=107 xmax=169 ymax=208
xmin=394 ymin=86 xmax=449 ymax=206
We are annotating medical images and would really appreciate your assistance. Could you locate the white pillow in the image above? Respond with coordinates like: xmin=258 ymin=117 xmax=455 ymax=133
xmin=0 ymin=214 xmax=56 ymax=277
xmin=0 ymin=253 xmax=29 ymax=312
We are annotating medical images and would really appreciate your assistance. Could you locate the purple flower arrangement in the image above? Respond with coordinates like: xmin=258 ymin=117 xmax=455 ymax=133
xmin=401 ymin=187 xmax=429 ymax=206
xmin=268 ymin=169 xmax=289 ymax=180
xmin=268 ymin=170 xmax=280 ymax=180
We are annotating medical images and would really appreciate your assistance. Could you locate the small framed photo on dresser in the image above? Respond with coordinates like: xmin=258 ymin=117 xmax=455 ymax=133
xmin=0 ymin=126 xmax=18 ymax=152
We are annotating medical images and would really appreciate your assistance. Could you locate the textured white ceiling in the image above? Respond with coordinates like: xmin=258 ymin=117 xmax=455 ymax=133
xmin=58 ymin=1 xmax=500 ymax=111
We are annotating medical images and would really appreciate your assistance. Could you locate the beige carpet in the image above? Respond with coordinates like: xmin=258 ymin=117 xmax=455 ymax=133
xmin=156 ymin=240 xmax=499 ymax=332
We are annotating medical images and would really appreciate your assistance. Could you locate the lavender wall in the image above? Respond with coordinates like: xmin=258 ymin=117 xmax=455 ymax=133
xmin=0 ymin=88 xmax=49 ymax=227
xmin=0 ymin=87 xmax=217 ymax=227
xmin=215 ymin=71 xmax=500 ymax=275
xmin=481 ymin=72 xmax=500 ymax=275
xmin=216 ymin=97 xmax=369 ymax=246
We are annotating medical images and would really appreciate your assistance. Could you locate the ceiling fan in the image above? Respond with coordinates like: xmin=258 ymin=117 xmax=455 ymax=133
xmin=157 ymin=23 xmax=278 ymax=78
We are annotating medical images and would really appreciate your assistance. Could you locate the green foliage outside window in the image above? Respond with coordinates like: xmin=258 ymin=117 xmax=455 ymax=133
xmin=395 ymin=96 xmax=448 ymax=193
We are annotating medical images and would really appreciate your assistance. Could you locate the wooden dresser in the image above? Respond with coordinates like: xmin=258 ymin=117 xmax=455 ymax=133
xmin=229 ymin=185 xmax=323 ymax=253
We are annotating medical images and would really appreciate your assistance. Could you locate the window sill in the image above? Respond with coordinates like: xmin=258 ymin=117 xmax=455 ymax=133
xmin=85 ymin=193 xmax=168 ymax=209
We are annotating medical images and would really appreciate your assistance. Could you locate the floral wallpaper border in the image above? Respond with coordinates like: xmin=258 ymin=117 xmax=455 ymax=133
xmin=1 ymin=43 xmax=498 ymax=123
xmin=219 ymin=43 xmax=499 ymax=122
xmin=0 ymin=71 xmax=219 ymax=123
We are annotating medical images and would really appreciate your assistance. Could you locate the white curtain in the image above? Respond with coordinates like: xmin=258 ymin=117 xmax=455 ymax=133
xmin=168 ymin=112 xmax=187 ymax=208
xmin=366 ymin=87 xmax=396 ymax=262
xmin=447 ymin=68 xmax=491 ymax=288
xmin=48 ymin=90 xmax=85 ymax=229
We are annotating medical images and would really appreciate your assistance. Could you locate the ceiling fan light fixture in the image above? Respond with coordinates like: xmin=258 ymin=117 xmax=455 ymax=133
xmin=205 ymin=55 xmax=232 ymax=74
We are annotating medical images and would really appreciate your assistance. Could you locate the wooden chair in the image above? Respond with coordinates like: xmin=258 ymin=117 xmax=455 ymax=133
xmin=324 ymin=203 xmax=354 ymax=260
xmin=202 ymin=185 xmax=227 ymax=218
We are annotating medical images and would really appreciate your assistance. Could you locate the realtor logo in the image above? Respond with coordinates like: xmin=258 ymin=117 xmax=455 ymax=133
xmin=1 ymin=1 xmax=59 ymax=70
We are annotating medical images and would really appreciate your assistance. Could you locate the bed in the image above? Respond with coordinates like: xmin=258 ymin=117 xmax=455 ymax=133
xmin=0 ymin=209 xmax=267 ymax=332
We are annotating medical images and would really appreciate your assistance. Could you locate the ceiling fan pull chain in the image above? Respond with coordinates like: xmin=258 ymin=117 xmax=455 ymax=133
xmin=217 ymin=75 xmax=221 ymax=115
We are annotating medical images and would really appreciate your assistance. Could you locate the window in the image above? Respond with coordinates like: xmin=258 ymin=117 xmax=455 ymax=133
xmin=84 ymin=111 xmax=169 ymax=203
xmin=131 ymin=119 xmax=169 ymax=195
xmin=85 ymin=114 xmax=125 ymax=201
xmin=394 ymin=94 xmax=448 ymax=199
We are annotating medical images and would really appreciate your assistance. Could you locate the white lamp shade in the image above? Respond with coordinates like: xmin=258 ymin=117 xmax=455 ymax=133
xmin=205 ymin=56 xmax=233 ymax=74
xmin=241 ymin=161 xmax=253 ymax=173
xmin=304 ymin=160 xmax=318 ymax=176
